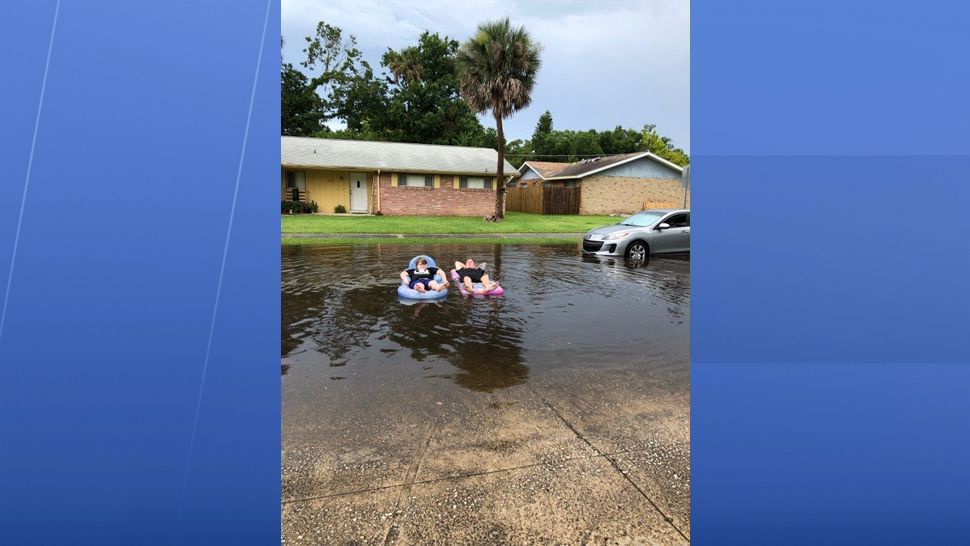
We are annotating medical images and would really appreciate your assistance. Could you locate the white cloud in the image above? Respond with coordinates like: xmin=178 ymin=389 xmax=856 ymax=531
xmin=282 ymin=0 xmax=689 ymax=151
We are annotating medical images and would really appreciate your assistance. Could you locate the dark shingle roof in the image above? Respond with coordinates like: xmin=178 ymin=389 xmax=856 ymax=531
xmin=521 ymin=161 xmax=571 ymax=178
xmin=520 ymin=152 xmax=683 ymax=180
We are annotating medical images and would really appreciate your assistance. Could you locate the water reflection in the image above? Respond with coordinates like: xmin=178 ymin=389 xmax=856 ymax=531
xmin=389 ymin=297 xmax=528 ymax=392
xmin=580 ymin=253 xmax=690 ymax=319
xmin=282 ymin=243 xmax=688 ymax=393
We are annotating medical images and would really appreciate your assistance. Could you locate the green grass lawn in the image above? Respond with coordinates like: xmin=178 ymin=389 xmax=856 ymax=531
xmin=281 ymin=212 xmax=619 ymax=234
xmin=281 ymin=236 xmax=579 ymax=246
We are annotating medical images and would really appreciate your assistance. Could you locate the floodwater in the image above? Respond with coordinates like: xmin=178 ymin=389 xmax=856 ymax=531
xmin=281 ymin=243 xmax=689 ymax=392
xmin=281 ymin=243 xmax=691 ymax=543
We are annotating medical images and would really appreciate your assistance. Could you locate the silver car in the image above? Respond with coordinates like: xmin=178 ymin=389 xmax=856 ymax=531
xmin=582 ymin=209 xmax=690 ymax=260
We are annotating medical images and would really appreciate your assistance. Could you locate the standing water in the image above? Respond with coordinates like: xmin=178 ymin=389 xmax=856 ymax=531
xmin=282 ymin=243 xmax=688 ymax=391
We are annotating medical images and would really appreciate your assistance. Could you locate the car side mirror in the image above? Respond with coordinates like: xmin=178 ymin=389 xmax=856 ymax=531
xmin=656 ymin=222 xmax=671 ymax=230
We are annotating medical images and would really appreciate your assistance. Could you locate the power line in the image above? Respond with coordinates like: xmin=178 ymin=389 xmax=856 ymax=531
xmin=502 ymin=152 xmax=646 ymax=157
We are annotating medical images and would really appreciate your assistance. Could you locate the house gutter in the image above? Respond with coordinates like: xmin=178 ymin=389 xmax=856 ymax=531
xmin=376 ymin=169 xmax=381 ymax=213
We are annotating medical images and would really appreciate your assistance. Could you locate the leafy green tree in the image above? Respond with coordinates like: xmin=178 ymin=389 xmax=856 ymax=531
xmin=512 ymin=112 xmax=689 ymax=165
xmin=504 ymin=139 xmax=530 ymax=168
xmin=301 ymin=22 xmax=372 ymax=124
xmin=380 ymin=32 xmax=488 ymax=146
xmin=281 ymin=62 xmax=324 ymax=136
xmin=573 ymin=130 xmax=604 ymax=158
xmin=598 ymin=126 xmax=643 ymax=156
xmin=529 ymin=110 xmax=553 ymax=161
xmin=533 ymin=110 xmax=553 ymax=137
xmin=457 ymin=18 xmax=542 ymax=217
xmin=286 ymin=23 xmax=502 ymax=149
xmin=641 ymin=124 xmax=689 ymax=166
xmin=282 ymin=22 xmax=689 ymax=171
xmin=281 ymin=38 xmax=324 ymax=136
xmin=333 ymin=63 xmax=387 ymax=133
xmin=384 ymin=46 xmax=423 ymax=85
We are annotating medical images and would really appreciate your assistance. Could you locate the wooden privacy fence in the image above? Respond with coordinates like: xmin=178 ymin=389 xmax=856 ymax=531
xmin=544 ymin=185 xmax=580 ymax=215
xmin=505 ymin=184 xmax=543 ymax=213
xmin=506 ymin=185 xmax=580 ymax=215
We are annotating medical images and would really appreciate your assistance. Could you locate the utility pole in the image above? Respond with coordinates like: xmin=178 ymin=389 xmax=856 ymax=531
xmin=682 ymin=164 xmax=690 ymax=209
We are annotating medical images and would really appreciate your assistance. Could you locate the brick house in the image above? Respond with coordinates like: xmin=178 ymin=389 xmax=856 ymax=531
xmin=281 ymin=136 xmax=518 ymax=216
xmin=514 ymin=152 xmax=686 ymax=215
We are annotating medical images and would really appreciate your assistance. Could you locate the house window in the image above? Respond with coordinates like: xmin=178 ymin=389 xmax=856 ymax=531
xmin=285 ymin=171 xmax=306 ymax=190
xmin=401 ymin=174 xmax=433 ymax=187
xmin=459 ymin=176 xmax=494 ymax=190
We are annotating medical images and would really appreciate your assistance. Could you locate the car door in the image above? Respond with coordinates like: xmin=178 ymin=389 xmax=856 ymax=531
xmin=651 ymin=213 xmax=689 ymax=253
xmin=671 ymin=212 xmax=690 ymax=252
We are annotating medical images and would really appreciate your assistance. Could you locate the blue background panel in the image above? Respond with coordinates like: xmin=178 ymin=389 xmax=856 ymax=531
xmin=693 ymin=0 xmax=970 ymax=543
xmin=693 ymin=1 xmax=970 ymax=156
xmin=694 ymin=362 xmax=970 ymax=543
xmin=693 ymin=155 xmax=970 ymax=364
xmin=0 ymin=1 xmax=280 ymax=544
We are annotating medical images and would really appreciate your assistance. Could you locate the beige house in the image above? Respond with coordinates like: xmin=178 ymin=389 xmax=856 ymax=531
xmin=282 ymin=136 xmax=517 ymax=216
xmin=514 ymin=152 xmax=687 ymax=215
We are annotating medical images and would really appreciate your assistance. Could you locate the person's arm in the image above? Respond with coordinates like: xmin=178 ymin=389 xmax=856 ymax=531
xmin=435 ymin=268 xmax=448 ymax=284
xmin=400 ymin=269 xmax=411 ymax=283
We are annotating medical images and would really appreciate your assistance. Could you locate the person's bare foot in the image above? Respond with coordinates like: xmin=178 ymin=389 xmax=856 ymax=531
xmin=415 ymin=284 xmax=426 ymax=293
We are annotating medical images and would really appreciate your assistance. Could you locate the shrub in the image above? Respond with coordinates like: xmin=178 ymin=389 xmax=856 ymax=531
xmin=281 ymin=200 xmax=316 ymax=214
xmin=334 ymin=204 xmax=347 ymax=213
xmin=373 ymin=210 xmax=384 ymax=216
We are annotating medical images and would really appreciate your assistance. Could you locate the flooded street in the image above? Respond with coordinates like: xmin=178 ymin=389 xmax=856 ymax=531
xmin=282 ymin=243 xmax=690 ymax=544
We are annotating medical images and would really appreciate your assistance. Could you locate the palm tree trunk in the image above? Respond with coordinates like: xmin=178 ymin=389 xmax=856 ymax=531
xmin=494 ymin=113 xmax=505 ymax=219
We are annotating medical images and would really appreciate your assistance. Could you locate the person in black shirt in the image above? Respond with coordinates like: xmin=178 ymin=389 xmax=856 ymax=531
xmin=453 ymin=258 xmax=500 ymax=294
xmin=400 ymin=257 xmax=448 ymax=293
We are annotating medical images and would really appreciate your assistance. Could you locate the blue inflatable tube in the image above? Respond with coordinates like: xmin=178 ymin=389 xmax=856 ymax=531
xmin=397 ymin=255 xmax=449 ymax=300
xmin=397 ymin=284 xmax=448 ymax=300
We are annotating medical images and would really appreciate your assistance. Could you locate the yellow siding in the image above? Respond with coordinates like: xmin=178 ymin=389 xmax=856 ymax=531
xmin=281 ymin=168 xmax=377 ymax=212
xmin=303 ymin=170 xmax=346 ymax=211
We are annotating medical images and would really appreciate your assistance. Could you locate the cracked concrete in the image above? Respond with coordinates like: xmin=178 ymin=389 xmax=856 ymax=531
xmin=282 ymin=360 xmax=689 ymax=545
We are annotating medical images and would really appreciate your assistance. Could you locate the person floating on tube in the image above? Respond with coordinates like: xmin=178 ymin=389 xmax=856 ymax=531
xmin=399 ymin=257 xmax=449 ymax=293
xmin=453 ymin=258 xmax=500 ymax=295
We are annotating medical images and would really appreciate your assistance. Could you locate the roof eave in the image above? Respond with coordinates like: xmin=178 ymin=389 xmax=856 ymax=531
xmin=281 ymin=162 xmax=520 ymax=177
xmin=518 ymin=162 xmax=549 ymax=180
xmin=543 ymin=152 xmax=683 ymax=180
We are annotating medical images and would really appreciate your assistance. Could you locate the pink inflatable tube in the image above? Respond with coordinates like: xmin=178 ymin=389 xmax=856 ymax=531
xmin=450 ymin=269 xmax=504 ymax=297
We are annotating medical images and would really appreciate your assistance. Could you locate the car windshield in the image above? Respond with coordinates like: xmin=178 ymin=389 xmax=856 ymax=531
xmin=620 ymin=212 xmax=665 ymax=227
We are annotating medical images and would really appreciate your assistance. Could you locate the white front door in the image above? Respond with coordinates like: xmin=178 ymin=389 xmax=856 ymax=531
xmin=349 ymin=173 xmax=368 ymax=212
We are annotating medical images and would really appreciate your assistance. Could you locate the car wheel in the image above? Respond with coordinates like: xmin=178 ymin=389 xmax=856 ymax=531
xmin=626 ymin=240 xmax=649 ymax=261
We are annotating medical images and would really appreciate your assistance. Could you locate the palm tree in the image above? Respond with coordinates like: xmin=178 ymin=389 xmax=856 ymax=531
xmin=385 ymin=47 xmax=423 ymax=85
xmin=457 ymin=19 xmax=541 ymax=218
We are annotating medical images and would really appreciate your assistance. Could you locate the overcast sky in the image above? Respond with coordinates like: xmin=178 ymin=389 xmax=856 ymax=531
xmin=281 ymin=0 xmax=689 ymax=152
